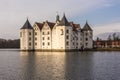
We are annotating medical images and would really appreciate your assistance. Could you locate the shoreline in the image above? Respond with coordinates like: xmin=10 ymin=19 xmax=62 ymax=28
xmin=0 ymin=48 xmax=120 ymax=51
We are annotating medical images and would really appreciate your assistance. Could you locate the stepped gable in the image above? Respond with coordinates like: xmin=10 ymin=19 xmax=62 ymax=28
xmin=35 ymin=22 xmax=44 ymax=30
xmin=21 ymin=19 xmax=33 ymax=29
xmin=58 ymin=14 xmax=70 ymax=26
xmin=82 ymin=21 xmax=92 ymax=31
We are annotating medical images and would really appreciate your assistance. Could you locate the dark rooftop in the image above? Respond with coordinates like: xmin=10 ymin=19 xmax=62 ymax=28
xmin=58 ymin=14 xmax=70 ymax=26
xmin=21 ymin=19 xmax=33 ymax=29
xmin=82 ymin=21 xmax=92 ymax=31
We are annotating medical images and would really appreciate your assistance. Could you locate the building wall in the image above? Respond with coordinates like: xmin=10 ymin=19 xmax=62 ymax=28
xmin=83 ymin=30 xmax=93 ymax=49
xmin=20 ymin=29 xmax=34 ymax=50
xmin=20 ymin=21 xmax=93 ymax=51
xmin=41 ymin=23 xmax=52 ymax=49
xmin=33 ymin=24 xmax=41 ymax=50
xmin=52 ymin=26 xmax=66 ymax=49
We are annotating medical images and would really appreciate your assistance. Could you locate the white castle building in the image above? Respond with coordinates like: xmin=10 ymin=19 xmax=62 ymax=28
xmin=20 ymin=14 xmax=93 ymax=51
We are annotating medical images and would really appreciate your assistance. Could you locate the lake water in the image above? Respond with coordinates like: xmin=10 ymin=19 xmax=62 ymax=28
xmin=0 ymin=49 xmax=120 ymax=80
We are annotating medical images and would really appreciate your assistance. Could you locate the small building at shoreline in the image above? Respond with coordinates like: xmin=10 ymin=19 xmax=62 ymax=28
xmin=20 ymin=14 xmax=93 ymax=51
xmin=94 ymin=40 xmax=120 ymax=48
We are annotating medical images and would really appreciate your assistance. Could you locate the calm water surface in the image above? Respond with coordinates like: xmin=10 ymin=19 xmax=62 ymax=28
xmin=0 ymin=49 xmax=120 ymax=80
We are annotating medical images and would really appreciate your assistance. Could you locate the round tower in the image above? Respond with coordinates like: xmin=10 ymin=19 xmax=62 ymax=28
xmin=82 ymin=21 xmax=93 ymax=49
xmin=20 ymin=19 xmax=34 ymax=51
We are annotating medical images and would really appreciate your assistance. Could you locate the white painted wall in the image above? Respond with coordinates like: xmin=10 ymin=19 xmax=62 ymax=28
xmin=33 ymin=24 xmax=41 ymax=50
xmin=20 ymin=29 xmax=34 ymax=50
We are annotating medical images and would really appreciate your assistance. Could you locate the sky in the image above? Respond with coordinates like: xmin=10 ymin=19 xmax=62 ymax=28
xmin=0 ymin=0 xmax=120 ymax=39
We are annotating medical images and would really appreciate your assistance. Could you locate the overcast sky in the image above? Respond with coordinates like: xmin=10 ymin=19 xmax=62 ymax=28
xmin=0 ymin=0 xmax=120 ymax=39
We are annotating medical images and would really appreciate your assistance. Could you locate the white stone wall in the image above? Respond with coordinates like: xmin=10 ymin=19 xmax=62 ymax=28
xmin=83 ymin=30 xmax=93 ymax=49
xmin=33 ymin=24 xmax=41 ymax=50
xmin=41 ymin=23 xmax=52 ymax=49
xmin=77 ymin=30 xmax=83 ymax=49
xmin=20 ymin=29 xmax=34 ymax=50
xmin=20 ymin=22 xmax=93 ymax=51
xmin=55 ymin=26 xmax=66 ymax=49
xmin=65 ymin=26 xmax=73 ymax=49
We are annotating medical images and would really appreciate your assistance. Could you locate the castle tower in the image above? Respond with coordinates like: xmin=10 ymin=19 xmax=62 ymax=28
xmin=20 ymin=19 xmax=34 ymax=51
xmin=82 ymin=21 xmax=93 ymax=49
xmin=53 ymin=14 xmax=73 ymax=50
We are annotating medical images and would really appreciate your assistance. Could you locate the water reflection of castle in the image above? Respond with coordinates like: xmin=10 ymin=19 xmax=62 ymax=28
xmin=20 ymin=14 xmax=93 ymax=51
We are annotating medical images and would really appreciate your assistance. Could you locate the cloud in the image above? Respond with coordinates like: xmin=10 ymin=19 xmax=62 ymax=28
xmin=0 ymin=0 xmax=118 ymax=39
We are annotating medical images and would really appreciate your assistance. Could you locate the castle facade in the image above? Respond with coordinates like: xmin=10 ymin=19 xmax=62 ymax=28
xmin=20 ymin=14 xmax=93 ymax=51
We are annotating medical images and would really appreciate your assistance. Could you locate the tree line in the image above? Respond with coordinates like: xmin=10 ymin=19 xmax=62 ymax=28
xmin=0 ymin=39 xmax=20 ymax=48
xmin=96 ymin=33 xmax=120 ymax=41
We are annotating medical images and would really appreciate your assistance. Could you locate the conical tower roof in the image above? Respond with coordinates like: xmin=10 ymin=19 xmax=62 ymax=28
xmin=58 ymin=14 xmax=70 ymax=26
xmin=21 ymin=19 xmax=33 ymax=29
xmin=82 ymin=21 xmax=92 ymax=31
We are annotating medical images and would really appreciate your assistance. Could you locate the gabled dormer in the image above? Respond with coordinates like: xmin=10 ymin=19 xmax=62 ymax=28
xmin=21 ymin=19 xmax=33 ymax=29
xmin=42 ymin=21 xmax=55 ymax=30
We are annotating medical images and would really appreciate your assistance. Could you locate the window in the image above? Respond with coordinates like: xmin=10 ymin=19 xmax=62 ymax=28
xmin=35 ymin=37 xmax=37 ymax=40
xmin=66 ymin=29 xmax=69 ymax=33
xmin=76 ymin=43 xmax=78 ymax=45
xmin=81 ymin=38 xmax=82 ymax=41
xmin=73 ymin=42 xmax=74 ymax=45
xmin=66 ymin=41 xmax=69 ymax=46
xmin=86 ymin=38 xmax=88 ymax=41
xmin=60 ymin=29 xmax=64 ymax=35
xmin=29 ymin=37 xmax=31 ymax=40
xmin=90 ymin=32 xmax=92 ymax=35
xmin=66 ymin=35 xmax=69 ymax=39
xmin=43 ymin=32 xmax=44 ymax=35
xmin=81 ymin=43 xmax=82 ymax=45
xmin=35 ymin=32 xmax=37 ymax=35
xmin=47 ymin=37 xmax=50 ymax=40
xmin=29 ymin=42 xmax=31 ymax=46
xmin=73 ymin=37 xmax=74 ymax=40
xmin=48 ymin=42 xmax=50 ymax=45
xmin=76 ymin=37 xmax=78 ymax=40
xmin=43 ymin=42 xmax=45 ymax=46
xmin=29 ymin=32 xmax=31 ymax=35
xmin=47 ymin=31 xmax=49 ymax=34
xmin=43 ymin=37 xmax=44 ymax=40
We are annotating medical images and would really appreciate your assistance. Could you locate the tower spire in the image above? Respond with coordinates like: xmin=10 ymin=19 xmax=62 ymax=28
xmin=21 ymin=19 xmax=33 ymax=29
xmin=58 ymin=13 xmax=70 ymax=26
xmin=56 ymin=12 xmax=60 ymax=22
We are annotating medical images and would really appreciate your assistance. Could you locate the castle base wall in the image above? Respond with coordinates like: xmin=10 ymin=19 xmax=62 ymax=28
xmin=20 ymin=49 xmax=93 ymax=52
